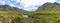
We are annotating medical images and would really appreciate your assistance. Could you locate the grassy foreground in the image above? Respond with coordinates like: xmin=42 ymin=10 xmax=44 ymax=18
xmin=0 ymin=11 xmax=60 ymax=23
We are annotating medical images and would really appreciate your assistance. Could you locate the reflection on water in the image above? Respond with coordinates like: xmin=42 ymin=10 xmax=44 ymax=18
xmin=22 ymin=14 xmax=28 ymax=18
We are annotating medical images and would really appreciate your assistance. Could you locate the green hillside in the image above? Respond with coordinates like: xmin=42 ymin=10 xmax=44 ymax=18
xmin=25 ymin=2 xmax=60 ymax=23
xmin=0 ymin=2 xmax=60 ymax=23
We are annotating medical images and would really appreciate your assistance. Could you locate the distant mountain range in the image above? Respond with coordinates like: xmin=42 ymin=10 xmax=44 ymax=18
xmin=0 ymin=2 xmax=60 ymax=13
xmin=0 ymin=5 xmax=29 ymax=13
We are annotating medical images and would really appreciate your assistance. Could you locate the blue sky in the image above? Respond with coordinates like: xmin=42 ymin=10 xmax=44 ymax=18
xmin=0 ymin=0 xmax=60 ymax=11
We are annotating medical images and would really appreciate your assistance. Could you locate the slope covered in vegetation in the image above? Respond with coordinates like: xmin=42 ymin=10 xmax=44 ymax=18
xmin=26 ymin=2 xmax=60 ymax=23
xmin=0 ymin=2 xmax=60 ymax=23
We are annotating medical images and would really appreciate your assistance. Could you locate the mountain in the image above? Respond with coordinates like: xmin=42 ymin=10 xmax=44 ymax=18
xmin=0 ymin=2 xmax=60 ymax=14
xmin=37 ymin=2 xmax=60 ymax=11
xmin=0 ymin=5 xmax=28 ymax=13
xmin=36 ymin=2 xmax=60 ymax=13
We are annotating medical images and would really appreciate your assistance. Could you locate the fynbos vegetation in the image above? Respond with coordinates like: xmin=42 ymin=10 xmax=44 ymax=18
xmin=0 ymin=2 xmax=60 ymax=23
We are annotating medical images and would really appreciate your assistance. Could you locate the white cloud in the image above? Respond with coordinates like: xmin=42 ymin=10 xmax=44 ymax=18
xmin=2 ymin=1 xmax=5 ymax=5
xmin=10 ymin=0 xmax=16 ymax=1
xmin=21 ymin=0 xmax=56 ymax=8
xmin=0 ymin=1 xmax=5 ymax=5
xmin=23 ymin=6 xmax=38 ymax=11
xmin=9 ymin=4 xmax=15 ymax=7
xmin=16 ymin=0 xmax=21 ymax=3
xmin=46 ymin=0 xmax=56 ymax=3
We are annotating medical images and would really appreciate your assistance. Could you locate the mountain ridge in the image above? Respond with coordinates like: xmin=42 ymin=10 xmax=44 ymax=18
xmin=0 ymin=2 xmax=60 ymax=13
xmin=36 ymin=2 xmax=60 ymax=11
xmin=34 ymin=2 xmax=60 ymax=14
xmin=0 ymin=5 xmax=29 ymax=13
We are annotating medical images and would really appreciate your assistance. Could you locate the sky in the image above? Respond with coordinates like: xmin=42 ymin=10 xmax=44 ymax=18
xmin=0 ymin=0 xmax=60 ymax=11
